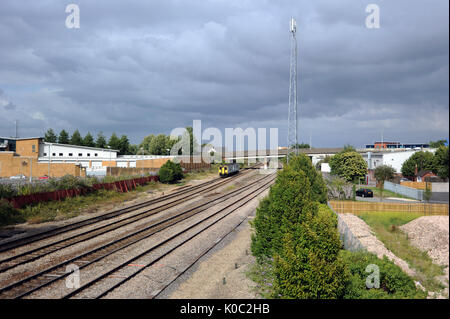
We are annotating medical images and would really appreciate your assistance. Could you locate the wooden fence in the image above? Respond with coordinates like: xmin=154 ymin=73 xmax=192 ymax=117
xmin=329 ymin=200 xmax=448 ymax=216
xmin=400 ymin=181 xmax=430 ymax=190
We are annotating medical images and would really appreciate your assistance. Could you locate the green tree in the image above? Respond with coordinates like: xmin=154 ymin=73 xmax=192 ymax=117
xmin=181 ymin=126 xmax=199 ymax=155
xmin=70 ymin=129 xmax=83 ymax=146
xmin=342 ymin=144 xmax=356 ymax=153
xmin=149 ymin=134 xmax=168 ymax=155
xmin=95 ymin=132 xmax=107 ymax=148
xmin=83 ymin=132 xmax=95 ymax=147
xmin=429 ymin=139 xmax=447 ymax=148
xmin=58 ymin=129 xmax=70 ymax=144
xmin=433 ymin=146 xmax=449 ymax=180
xmin=44 ymin=129 xmax=57 ymax=143
xmin=401 ymin=151 xmax=435 ymax=178
xmin=128 ymin=144 xmax=138 ymax=155
xmin=139 ymin=134 xmax=155 ymax=153
xmin=292 ymin=143 xmax=310 ymax=149
xmin=108 ymin=133 xmax=121 ymax=150
xmin=118 ymin=135 xmax=130 ymax=155
xmin=251 ymin=155 xmax=328 ymax=259
xmin=273 ymin=207 xmax=348 ymax=299
xmin=329 ymin=151 xmax=367 ymax=182
xmin=374 ymin=165 xmax=396 ymax=201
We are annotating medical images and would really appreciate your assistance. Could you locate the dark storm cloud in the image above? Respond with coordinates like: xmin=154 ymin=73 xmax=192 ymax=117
xmin=0 ymin=0 xmax=448 ymax=147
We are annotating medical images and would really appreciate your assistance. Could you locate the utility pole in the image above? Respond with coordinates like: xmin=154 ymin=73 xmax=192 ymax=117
xmin=15 ymin=120 xmax=18 ymax=138
xmin=287 ymin=18 xmax=298 ymax=163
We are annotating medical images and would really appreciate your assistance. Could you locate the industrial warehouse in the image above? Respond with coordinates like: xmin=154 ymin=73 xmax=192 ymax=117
xmin=0 ymin=136 xmax=209 ymax=178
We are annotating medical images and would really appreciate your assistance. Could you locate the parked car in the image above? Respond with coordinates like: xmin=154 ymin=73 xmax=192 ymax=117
xmin=356 ymin=188 xmax=373 ymax=198
xmin=39 ymin=175 xmax=49 ymax=180
xmin=400 ymin=178 xmax=410 ymax=182
xmin=9 ymin=174 xmax=26 ymax=180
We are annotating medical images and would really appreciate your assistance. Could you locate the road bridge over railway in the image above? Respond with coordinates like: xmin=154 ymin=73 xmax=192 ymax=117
xmin=223 ymin=148 xmax=344 ymax=166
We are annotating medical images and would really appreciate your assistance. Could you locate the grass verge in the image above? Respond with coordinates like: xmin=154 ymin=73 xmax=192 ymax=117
xmin=358 ymin=211 xmax=446 ymax=293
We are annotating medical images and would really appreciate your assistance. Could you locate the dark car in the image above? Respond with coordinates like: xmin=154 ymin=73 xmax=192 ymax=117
xmin=356 ymin=188 xmax=373 ymax=198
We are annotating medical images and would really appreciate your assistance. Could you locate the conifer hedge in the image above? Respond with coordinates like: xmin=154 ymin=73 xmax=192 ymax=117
xmin=251 ymin=154 xmax=347 ymax=298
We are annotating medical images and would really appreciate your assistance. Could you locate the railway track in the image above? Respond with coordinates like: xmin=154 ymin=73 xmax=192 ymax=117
xmin=0 ymin=171 xmax=274 ymax=299
xmin=0 ymin=166 xmax=259 ymax=274
xmin=67 ymin=172 xmax=276 ymax=299
xmin=0 ymin=165 xmax=260 ymax=254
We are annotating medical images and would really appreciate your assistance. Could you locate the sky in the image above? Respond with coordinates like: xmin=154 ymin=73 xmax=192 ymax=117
xmin=0 ymin=0 xmax=448 ymax=149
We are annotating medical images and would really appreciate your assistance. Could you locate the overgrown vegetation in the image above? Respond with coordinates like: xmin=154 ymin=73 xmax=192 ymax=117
xmin=0 ymin=174 xmax=155 ymax=199
xmin=250 ymin=154 xmax=427 ymax=299
xmin=340 ymin=250 xmax=426 ymax=299
xmin=359 ymin=211 xmax=446 ymax=293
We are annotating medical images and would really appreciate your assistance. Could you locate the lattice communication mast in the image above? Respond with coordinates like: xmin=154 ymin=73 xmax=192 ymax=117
xmin=287 ymin=18 xmax=298 ymax=162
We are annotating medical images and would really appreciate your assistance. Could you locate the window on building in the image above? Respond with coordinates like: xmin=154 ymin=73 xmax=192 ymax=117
xmin=78 ymin=153 xmax=82 ymax=157
xmin=52 ymin=153 xmax=56 ymax=156
xmin=69 ymin=153 xmax=73 ymax=156
xmin=43 ymin=153 xmax=47 ymax=157
xmin=59 ymin=153 xmax=63 ymax=156
xmin=32 ymin=145 xmax=36 ymax=152
xmin=95 ymin=153 xmax=98 ymax=157
xmin=87 ymin=153 xmax=90 ymax=157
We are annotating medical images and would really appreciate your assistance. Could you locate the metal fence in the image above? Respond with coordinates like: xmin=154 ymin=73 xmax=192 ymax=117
xmin=384 ymin=181 xmax=423 ymax=200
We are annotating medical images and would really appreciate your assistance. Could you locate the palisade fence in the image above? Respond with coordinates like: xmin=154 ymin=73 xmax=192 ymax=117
xmin=329 ymin=200 xmax=449 ymax=216
xmin=384 ymin=181 xmax=423 ymax=200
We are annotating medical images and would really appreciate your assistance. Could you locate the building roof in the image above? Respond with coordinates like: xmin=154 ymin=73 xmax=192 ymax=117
xmin=0 ymin=136 xmax=43 ymax=141
xmin=43 ymin=142 xmax=119 ymax=152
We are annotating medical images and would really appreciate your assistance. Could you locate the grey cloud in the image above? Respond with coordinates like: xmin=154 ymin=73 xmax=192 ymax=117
xmin=0 ymin=0 xmax=447 ymax=146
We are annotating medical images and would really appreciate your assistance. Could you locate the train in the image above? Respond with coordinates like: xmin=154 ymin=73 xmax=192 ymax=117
xmin=218 ymin=163 xmax=240 ymax=177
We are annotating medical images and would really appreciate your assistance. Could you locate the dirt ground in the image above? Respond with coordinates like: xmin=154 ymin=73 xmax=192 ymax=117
xmin=400 ymin=216 xmax=449 ymax=297
xmin=166 ymin=215 xmax=259 ymax=299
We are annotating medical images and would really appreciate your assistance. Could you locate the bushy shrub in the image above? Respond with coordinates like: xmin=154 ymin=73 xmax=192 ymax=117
xmin=286 ymin=154 xmax=328 ymax=204
xmin=158 ymin=160 xmax=183 ymax=184
xmin=251 ymin=165 xmax=316 ymax=259
xmin=251 ymin=154 xmax=347 ymax=298
xmin=273 ymin=205 xmax=349 ymax=298
xmin=0 ymin=200 xmax=25 ymax=226
xmin=340 ymin=250 xmax=426 ymax=299
xmin=251 ymin=154 xmax=329 ymax=259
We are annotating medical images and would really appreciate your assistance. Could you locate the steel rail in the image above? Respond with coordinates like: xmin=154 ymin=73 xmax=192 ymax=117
xmin=0 ymin=165 xmax=258 ymax=253
xmin=67 ymin=174 xmax=275 ymax=299
xmin=0 ymin=168 xmax=254 ymax=273
xmin=0 ymin=172 xmax=271 ymax=299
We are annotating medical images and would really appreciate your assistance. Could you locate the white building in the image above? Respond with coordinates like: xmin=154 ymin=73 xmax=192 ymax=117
xmin=361 ymin=149 xmax=436 ymax=173
xmin=38 ymin=142 xmax=173 ymax=171
xmin=39 ymin=142 xmax=119 ymax=168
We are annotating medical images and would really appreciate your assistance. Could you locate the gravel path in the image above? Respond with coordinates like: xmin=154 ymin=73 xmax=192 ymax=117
xmin=163 ymin=215 xmax=259 ymax=299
